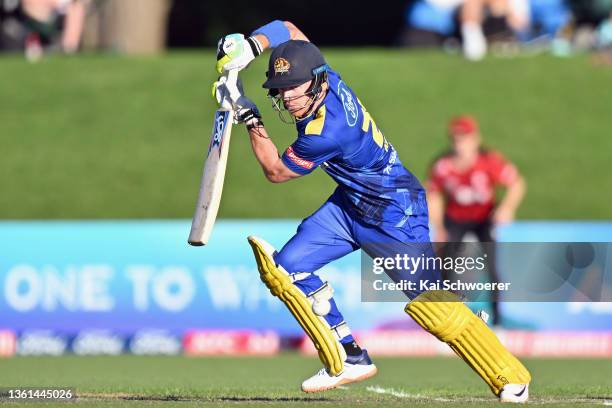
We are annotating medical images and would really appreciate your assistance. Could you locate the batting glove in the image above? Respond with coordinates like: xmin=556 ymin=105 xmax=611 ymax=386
xmin=233 ymin=90 xmax=262 ymax=127
xmin=212 ymin=76 xmax=263 ymax=127
xmin=236 ymin=105 xmax=263 ymax=129
xmin=216 ymin=33 xmax=263 ymax=74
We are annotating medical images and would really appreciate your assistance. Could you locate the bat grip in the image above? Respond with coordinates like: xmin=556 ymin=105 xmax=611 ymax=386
xmin=226 ymin=69 xmax=238 ymax=88
xmin=221 ymin=69 xmax=240 ymax=110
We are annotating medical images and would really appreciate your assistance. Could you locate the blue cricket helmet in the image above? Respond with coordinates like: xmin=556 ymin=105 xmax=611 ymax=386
xmin=262 ymin=40 xmax=329 ymax=90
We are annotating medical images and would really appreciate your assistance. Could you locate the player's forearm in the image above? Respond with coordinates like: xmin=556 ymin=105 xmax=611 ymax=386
xmin=284 ymin=21 xmax=310 ymax=42
xmin=252 ymin=21 xmax=309 ymax=53
xmin=252 ymin=34 xmax=270 ymax=50
xmin=499 ymin=176 xmax=526 ymax=212
xmin=247 ymin=126 xmax=286 ymax=183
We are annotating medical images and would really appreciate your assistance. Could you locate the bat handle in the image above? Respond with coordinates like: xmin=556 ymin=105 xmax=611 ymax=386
xmin=221 ymin=69 xmax=239 ymax=109
xmin=226 ymin=69 xmax=238 ymax=88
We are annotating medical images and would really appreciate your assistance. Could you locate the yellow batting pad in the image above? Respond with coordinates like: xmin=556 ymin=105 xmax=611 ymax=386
xmin=405 ymin=290 xmax=531 ymax=396
xmin=248 ymin=236 xmax=345 ymax=376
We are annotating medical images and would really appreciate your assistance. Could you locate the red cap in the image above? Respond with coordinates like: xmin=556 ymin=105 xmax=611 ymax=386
xmin=449 ymin=115 xmax=479 ymax=137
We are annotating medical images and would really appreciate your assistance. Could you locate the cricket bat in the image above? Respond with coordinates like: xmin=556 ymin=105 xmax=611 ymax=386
xmin=188 ymin=69 xmax=238 ymax=246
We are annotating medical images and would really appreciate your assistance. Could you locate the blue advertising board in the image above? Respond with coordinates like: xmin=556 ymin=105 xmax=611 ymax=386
xmin=1 ymin=220 xmax=611 ymax=336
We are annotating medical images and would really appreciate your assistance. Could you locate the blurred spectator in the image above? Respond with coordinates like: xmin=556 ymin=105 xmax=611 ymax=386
xmin=564 ymin=2 xmax=612 ymax=56
xmin=460 ymin=0 xmax=575 ymax=59
xmin=597 ymin=11 xmax=612 ymax=48
xmin=426 ymin=115 xmax=526 ymax=325
xmin=521 ymin=0 xmax=571 ymax=40
xmin=569 ymin=0 xmax=612 ymax=26
xmin=592 ymin=11 xmax=612 ymax=64
xmin=460 ymin=0 xmax=530 ymax=59
xmin=515 ymin=0 xmax=572 ymax=52
xmin=400 ymin=0 xmax=463 ymax=47
xmin=401 ymin=0 xmax=609 ymax=58
xmin=0 ymin=0 xmax=86 ymax=59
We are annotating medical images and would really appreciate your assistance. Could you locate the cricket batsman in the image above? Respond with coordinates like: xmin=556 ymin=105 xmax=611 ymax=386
xmin=213 ymin=20 xmax=531 ymax=402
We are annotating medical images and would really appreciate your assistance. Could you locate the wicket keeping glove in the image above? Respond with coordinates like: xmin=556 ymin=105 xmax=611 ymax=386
xmin=216 ymin=33 xmax=263 ymax=74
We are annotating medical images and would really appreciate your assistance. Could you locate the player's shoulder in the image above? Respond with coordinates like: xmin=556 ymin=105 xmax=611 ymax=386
xmin=298 ymin=67 xmax=359 ymax=141
xmin=301 ymin=75 xmax=345 ymax=137
xmin=293 ymin=109 xmax=341 ymax=157
xmin=480 ymin=148 xmax=508 ymax=164
xmin=431 ymin=150 xmax=454 ymax=175
xmin=302 ymin=104 xmax=329 ymax=136
xmin=317 ymin=68 xmax=361 ymax=133
xmin=295 ymin=104 xmax=339 ymax=147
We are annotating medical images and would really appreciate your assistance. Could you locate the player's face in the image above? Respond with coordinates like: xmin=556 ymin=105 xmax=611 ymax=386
xmin=452 ymin=132 xmax=481 ymax=157
xmin=279 ymin=80 xmax=314 ymax=118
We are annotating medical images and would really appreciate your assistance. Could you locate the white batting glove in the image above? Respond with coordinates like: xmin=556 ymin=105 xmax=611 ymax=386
xmin=216 ymin=33 xmax=263 ymax=74
xmin=211 ymin=75 xmax=233 ymax=111
xmin=232 ymin=87 xmax=262 ymax=127
xmin=212 ymin=76 xmax=262 ymax=126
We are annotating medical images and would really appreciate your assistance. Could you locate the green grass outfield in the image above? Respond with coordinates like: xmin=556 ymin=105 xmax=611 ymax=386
xmin=1 ymin=51 xmax=611 ymax=220
xmin=0 ymin=355 xmax=610 ymax=407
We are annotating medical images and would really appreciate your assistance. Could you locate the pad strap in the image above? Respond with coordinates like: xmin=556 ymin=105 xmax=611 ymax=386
xmin=308 ymin=282 xmax=333 ymax=303
xmin=330 ymin=322 xmax=351 ymax=341
xmin=289 ymin=272 xmax=311 ymax=282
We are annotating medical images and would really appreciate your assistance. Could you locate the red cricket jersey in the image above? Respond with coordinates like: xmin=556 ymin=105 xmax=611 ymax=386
xmin=427 ymin=150 xmax=518 ymax=222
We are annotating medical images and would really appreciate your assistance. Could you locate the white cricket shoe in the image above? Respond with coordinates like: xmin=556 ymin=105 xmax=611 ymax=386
xmin=499 ymin=383 xmax=529 ymax=403
xmin=301 ymin=350 xmax=377 ymax=393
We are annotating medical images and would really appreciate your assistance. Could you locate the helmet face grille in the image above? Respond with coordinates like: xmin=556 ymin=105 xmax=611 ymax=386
xmin=268 ymin=71 xmax=328 ymax=125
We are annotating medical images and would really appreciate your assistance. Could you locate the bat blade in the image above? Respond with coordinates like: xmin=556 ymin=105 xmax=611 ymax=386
xmin=188 ymin=108 xmax=234 ymax=246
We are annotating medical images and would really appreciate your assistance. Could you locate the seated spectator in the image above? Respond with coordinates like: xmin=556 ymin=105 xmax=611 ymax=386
xmin=524 ymin=0 xmax=572 ymax=41
xmin=596 ymin=11 xmax=612 ymax=48
xmin=460 ymin=0 xmax=530 ymax=59
xmin=400 ymin=0 xmax=463 ymax=47
xmin=0 ymin=0 xmax=86 ymax=58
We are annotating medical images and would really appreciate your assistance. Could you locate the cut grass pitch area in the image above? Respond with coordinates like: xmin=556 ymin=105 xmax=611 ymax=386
xmin=1 ymin=355 xmax=610 ymax=407
xmin=0 ymin=52 xmax=611 ymax=220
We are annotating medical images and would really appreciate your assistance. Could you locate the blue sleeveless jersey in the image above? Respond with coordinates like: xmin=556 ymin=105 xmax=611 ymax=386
xmin=281 ymin=68 xmax=427 ymax=227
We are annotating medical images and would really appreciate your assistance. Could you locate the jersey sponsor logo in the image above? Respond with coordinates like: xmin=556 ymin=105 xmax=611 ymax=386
xmin=447 ymin=171 xmax=493 ymax=205
xmin=383 ymin=148 xmax=397 ymax=175
xmin=285 ymin=146 xmax=314 ymax=170
xmin=274 ymin=57 xmax=291 ymax=74
xmin=338 ymin=81 xmax=358 ymax=127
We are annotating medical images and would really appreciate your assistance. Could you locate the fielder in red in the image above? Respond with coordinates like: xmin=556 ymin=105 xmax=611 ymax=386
xmin=427 ymin=115 xmax=526 ymax=325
